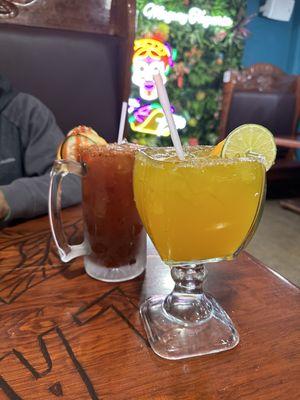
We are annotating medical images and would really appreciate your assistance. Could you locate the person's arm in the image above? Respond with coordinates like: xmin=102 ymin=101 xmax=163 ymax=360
xmin=0 ymin=190 xmax=10 ymax=220
xmin=0 ymin=93 xmax=81 ymax=222
xmin=0 ymin=173 xmax=80 ymax=221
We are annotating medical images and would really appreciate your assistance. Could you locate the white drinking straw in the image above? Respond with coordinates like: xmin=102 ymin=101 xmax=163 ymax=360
xmin=153 ymin=72 xmax=185 ymax=160
xmin=117 ymin=101 xmax=128 ymax=144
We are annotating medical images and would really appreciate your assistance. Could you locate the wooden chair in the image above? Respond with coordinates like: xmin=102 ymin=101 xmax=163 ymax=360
xmin=219 ymin=63 xmax=300 ymax=198
xmin=273 ymin=138 xmax=300 ymax=213
xmin=0 ymin=0 xmax=135 ymax=142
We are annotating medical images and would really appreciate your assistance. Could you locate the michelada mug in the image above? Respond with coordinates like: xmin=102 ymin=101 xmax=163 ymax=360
xmin=49 ymin=143 xmax=146 ymax=282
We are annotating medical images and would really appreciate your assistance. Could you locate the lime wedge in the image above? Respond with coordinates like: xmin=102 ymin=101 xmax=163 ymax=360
xmin=220 ymin=124 xmax=277 ymax=171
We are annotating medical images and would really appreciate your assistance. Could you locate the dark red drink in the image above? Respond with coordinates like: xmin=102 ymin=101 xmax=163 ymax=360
xmin=80 ymin=144 xmax=146 ymax=281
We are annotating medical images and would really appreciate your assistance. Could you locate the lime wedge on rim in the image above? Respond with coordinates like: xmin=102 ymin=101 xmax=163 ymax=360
xmin=218 ymin=124 xmax=277 ymax=171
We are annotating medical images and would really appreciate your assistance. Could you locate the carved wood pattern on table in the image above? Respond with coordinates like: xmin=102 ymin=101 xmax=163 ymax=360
xmin=0 ymin=206 xmax=299 ymax=399
xmin=0 ymin=0 xmax=135 ymax=37
xmin=0 ymin=1 xmax=18 ymax=18
xmin=0 ymin=217 xmax=82 ymax=304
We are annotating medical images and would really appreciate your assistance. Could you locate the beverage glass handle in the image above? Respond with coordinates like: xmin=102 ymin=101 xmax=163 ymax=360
xmin=48 ymin=159 xmax=89 ymax=262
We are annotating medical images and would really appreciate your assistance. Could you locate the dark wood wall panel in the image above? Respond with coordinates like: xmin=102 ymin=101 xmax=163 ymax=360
xmin=0 ymin=0 xmax=120 ymax=34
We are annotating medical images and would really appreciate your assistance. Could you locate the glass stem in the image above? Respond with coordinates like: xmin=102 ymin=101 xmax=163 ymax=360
xmin=163 ymin=264 xmax=213 ymax=325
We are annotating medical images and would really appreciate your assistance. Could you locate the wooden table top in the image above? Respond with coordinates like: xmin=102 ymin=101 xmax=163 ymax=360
xmin=0 ymin=206 xmax=299 ymax=400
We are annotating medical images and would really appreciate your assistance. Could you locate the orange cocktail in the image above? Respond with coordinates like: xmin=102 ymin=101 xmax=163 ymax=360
xmin=134 ymin=147 xmax=265 ymax=264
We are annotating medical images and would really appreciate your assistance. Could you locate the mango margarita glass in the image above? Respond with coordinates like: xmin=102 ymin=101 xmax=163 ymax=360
xmin=134 ymin=146 xmax=265 ymax=265
xmin=132 ymin=145 xmax=267 ymax=360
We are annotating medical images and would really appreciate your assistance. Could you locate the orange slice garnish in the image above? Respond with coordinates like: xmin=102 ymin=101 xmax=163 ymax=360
xmin=210 ymin=139 xmax=225 ymax=157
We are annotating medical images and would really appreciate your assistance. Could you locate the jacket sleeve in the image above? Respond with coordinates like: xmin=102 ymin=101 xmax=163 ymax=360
xmin=0 ymin=93 xmax=81 ymax=221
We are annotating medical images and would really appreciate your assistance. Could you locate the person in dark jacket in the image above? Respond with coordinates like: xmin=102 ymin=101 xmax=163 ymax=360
xmin=0 ymin=74 xmax=81 ymax=224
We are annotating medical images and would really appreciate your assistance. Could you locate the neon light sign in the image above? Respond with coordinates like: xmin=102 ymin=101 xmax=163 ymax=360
xmin=132 ymin=38 xmax=175 ymax=101
xmin=143 ymin=3 xmax=233 ymax=28
xmin=129 ymin=38 xmax=186 ymax=137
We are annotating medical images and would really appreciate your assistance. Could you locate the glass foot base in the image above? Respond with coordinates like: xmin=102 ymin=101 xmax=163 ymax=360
xmin=84 ymin=256 xmax=145 ymax=282
xmin=140 ymin=294 xmax=239 ymax=360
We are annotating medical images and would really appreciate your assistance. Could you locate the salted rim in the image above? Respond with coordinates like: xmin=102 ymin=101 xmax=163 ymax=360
xmin=80 ymin=142 xmax=143 ymax=156
xmin=136 ymin=146 xmax=266 ymax=167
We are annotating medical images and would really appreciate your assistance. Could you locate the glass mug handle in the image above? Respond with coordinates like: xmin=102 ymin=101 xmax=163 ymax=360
xmin=48 ymin=159 xmax=89 ymax=262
